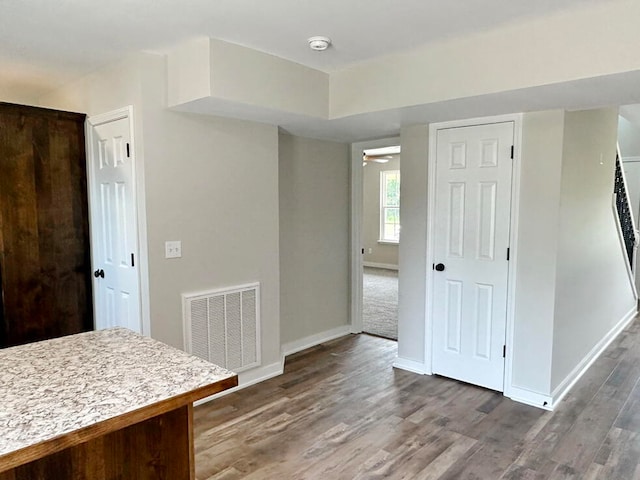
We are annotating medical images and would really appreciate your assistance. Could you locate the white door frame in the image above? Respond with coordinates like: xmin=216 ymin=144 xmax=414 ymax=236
xmin=350 ymin=136 xmax=400 ymax=334
xmin=426 ymin=113 xmax=522 ymax=398
xmin=86 ymin=105 xmax=151 ymax=336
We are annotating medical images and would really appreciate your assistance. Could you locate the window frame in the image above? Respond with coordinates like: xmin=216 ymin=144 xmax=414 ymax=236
xmin=379 ymin=169 xmax=400 ymax=244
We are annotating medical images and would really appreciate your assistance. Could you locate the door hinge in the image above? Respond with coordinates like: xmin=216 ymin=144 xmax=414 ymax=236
xmin=507 ymin=247 xmax=510 ymax=261
xmin=510 ymin=145 xmax=514 ymax=159
xmin=503 ymin=345 xmax=507 ymax=358
xmin=131 ymin=253 xmax=135 ymax=267
xmin=126 ymin=143 xmax=131 ymax=158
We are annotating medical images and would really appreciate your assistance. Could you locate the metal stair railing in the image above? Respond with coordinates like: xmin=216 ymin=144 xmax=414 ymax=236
xmin=614 ymin=149 xmax=639 ymax=273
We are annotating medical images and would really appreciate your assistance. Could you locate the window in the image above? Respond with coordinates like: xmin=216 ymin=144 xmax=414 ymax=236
xmin=380 ymin=170 xmax=400 ymax=243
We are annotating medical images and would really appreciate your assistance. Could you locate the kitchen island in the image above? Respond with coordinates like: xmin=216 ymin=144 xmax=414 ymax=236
xmin=0 ymin=328 xmax=237 ymax=479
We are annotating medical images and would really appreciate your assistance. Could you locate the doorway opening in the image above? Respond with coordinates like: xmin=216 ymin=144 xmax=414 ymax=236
xmin=362 ymin=145 xmax=400 ymax=340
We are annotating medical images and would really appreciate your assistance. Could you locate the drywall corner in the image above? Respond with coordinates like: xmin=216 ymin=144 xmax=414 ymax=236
xmin=278 ymin=133 xmax=350 ymax=345
xmin=551 ymin=107 xmax=636 ymax=390
xmin=510 ymin=109 xmax=565 ymax=395
xmin=397 ymin=124 xmax=429 ymax=365
xmin=167 ymin=37 xmax=212 ymax=107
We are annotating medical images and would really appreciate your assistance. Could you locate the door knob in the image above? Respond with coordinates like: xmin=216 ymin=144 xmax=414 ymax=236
xmin=434 ymin=263 xmax=445 ymax=272
xmin=94 ymin=269 xmax=105 ymax=278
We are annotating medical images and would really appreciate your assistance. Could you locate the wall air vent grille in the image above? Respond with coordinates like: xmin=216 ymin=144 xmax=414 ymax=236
xmin=183 ymin=283 xmax=260 ymax=372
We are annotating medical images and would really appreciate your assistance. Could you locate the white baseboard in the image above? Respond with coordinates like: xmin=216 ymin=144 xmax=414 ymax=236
xmin=507 ymin=386 xmax=554 ymax=411
xmin=550 ymin=305 xmax=638 ymax=408
xmin=195 ymin=325 xmax=354 ymax=407
xmin=363 ymin=262 xmax=398 ymax=271
xmin=194 ymin=360 xmax=284 ymax=406
xmin=392 ymin=356 xmax=430 ymax=375
xmin=282 ymin=324 xmax=353 ymax=357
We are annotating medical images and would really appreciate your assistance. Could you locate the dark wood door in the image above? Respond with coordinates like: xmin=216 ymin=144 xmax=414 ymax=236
xmin=0 ymin=103 xmax=93 ymax=347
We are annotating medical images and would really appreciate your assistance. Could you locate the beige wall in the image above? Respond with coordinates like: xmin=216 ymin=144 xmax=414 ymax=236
xmin=330 ymin=0 xmax=640 ymax=119
xmin=514 ymin=108 xmax=637 ymax=396
xmin=21 ymin=42 xmax=635 ymax=405
xmin=39 ymin=53 xmax=283 ymax=372
xmin=509 ymin=107 xmax=636 ymax=396
xmin=37 ymin=55 xmax=143 ymax=116
xmin=279 ymin=133 xmax=350 ymax=345
xmin=619 ymin=116 xmax=640 ymax=158
xmin=1 ymin=90 xmax=48 ymax=106
xmin=167 ymin=38 xmax=329 ymax=118
xmin=363 ymin=156 xmax=400 ymax=267
xmin=38 ymin=54 xmax=152 ymax=339
xmin=551 ymin=108 xmax=636 ymax=391
xmin=155 ymin=1 xmax=640 ymax=133
xmin=397 ymin=125 xmax=429 ymax=365
xmin=511 ymin=110 xmax=565 ymax=394
xmin=140 ymin=56 xmax=281 ymax=369
xmin=396 ymin=108 xmax=636 ymax=402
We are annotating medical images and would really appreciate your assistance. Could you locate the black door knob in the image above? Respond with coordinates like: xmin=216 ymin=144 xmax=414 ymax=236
xmin=435 ymin=263 xmax=445 ymax=272
xmin=94 ymin=269 xmax=105 ymax=278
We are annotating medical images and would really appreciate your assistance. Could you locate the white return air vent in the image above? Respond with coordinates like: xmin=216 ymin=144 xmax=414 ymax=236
xmin=183 ymin=282 xmax=260 ymax=373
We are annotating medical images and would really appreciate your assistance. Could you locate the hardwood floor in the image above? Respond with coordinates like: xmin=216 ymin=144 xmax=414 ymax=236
xmin=194 ymin=317 xmax=640 ymax=479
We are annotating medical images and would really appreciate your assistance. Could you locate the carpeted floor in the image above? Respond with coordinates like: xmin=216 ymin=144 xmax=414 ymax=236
xmin=363 ymin=267 xmax=398 ymax=340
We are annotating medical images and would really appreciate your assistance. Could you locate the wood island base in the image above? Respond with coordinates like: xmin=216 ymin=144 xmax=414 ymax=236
xmin=1 ymin=404 xmax=196 ymax=480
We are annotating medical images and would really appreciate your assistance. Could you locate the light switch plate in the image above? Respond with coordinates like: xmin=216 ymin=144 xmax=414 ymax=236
xmin=165 ymin=240 xmax=182 ymax=259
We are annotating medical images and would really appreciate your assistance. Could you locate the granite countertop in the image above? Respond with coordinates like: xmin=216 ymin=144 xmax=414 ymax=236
xmin=0 ymin=328 xmax=236 ymax=459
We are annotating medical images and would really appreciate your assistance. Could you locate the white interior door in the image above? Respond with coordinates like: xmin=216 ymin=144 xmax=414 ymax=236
xmin=431 ymin=121 xmax=514 ymax=391
xmin=88 ymin=109 xmax=141 ymax=333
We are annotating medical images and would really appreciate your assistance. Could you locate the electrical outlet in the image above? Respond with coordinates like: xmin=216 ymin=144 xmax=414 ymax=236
xmin=368 ymin=248 xmax=373 ymax=254
xmin=165 ymin=240 xmax=182 ymax=259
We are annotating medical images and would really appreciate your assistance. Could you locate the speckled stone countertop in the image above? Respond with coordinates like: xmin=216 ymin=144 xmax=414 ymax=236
xmin=0 ymin=328 xmax=236 ymax=459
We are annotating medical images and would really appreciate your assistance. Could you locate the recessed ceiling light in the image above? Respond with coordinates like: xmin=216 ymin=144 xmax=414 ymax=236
xmin=308 ymin=36 xmax=331 ymax=51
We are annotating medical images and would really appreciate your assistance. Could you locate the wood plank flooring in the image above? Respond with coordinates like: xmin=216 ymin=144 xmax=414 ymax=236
xmin=194 ymin=317 xmax=640 ymax=479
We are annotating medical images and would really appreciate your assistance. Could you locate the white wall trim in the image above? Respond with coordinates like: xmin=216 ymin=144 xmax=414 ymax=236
xmin=196 ymin=324 xmax=354 ymax=406
xmin=506 ymin=386 xmax=554 ymax=411
xmin=622 ymin=156 xmax=640 ymax=163
xmin=392 ymin=356 xmax=430 ymax=375
xmin=350 ymin=143 xmax=364 ymax=334
xmin=282 ymin=324 xmax=352 ymax=356
xmin=363 ymin=262 xmax=399 ymax=271
xmin=86 ymin=105 xmax=151 ymax=337
xmin=503 ymin=114 xmax=524 ymax=401
xmin=194 ymin=360 xmax=284 ymax=405
xmin=427 ymin=113 xmax=525 ymax=131
xmin=424 ymin=126 xmax=437 ymax=376
xmin=550 ymin=305 xmax=637 ymax=409
xmin=87 ymin=106 xmax=131 ymax=125
xmin=350 ymin=136 xmax=401 ymax=335
xmin=426 ymin=113 xmax=523 ymax=395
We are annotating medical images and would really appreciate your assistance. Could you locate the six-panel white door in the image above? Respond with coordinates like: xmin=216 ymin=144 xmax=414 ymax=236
xmin=88 ymin=111 xmax=141 ymax=333
xmin=432 ymin=121 xmax=514 ymax=391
